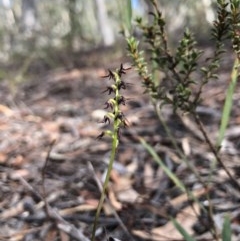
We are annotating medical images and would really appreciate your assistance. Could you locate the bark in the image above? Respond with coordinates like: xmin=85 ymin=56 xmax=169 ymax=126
xmin=21 ymin=0 xmax=39 ymax=34
xmin=94 ymin=0 xmax=115 ymax=46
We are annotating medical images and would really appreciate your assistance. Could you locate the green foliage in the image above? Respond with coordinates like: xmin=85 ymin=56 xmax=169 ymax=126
xmin=229 ymin=0 xmax=240 ymax=58
xmin=222 ymin=215 xmax=232 ymax=241
xmin=171 ymin=216 xmax=232 ymax=241
xmin=94 ymin=0 xmax=240 ymax=240
xmin=126 ymin=37 xmax=156 ymax=98
xmin=125 ymin=0 xmax=240 ymax=240
xmin=127 ymin=0 xmax=233 ymax=114
xmin=127 ymin=0 xmax=240 ymax=160
xmin=217 ymin=58 xmax=239 ymax=147
xmin=171 ymin=215 xmax=232 ymax=241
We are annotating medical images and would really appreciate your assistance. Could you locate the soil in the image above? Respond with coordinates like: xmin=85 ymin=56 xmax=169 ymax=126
xmin=0 ymin=45 xmax=240 ymax=241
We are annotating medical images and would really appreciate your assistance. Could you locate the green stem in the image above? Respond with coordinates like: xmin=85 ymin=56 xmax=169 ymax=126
xmin=91 ymin=128 xmax=119 ymax=241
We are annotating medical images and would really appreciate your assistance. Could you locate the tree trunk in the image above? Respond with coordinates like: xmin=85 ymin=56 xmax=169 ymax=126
xmin=94 ymin=0 xmax=115 ymax=46
xmin=67 ymin=0 xmax=78 ymax=51
xmin=21 ymin=0 xmax=39 ymax=34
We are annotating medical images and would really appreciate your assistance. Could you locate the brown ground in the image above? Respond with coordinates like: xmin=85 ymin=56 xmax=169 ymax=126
xmin=0 ymin=46 xmax=240 ymax=241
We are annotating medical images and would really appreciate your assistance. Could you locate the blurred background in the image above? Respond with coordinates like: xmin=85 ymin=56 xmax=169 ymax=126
xmin=0 ymin=0 xmax=216 ymax=71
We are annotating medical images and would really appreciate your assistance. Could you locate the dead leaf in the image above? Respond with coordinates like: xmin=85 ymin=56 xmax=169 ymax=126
xmin=108 ymin=188 xmax=122 ymax=210
xmin=170 ymin=187 xmax=209 ymax=206
xmin=182 ymin=137 xmax=191 ymax=156
xmin=24 ymin=114 xmax=42 ymax=123
xmin=143 ymin=162 xmax=155 ymax=190
xmin=0 ymin=104 xmax=14 ymax=116
xmin=103 ymin=202 xmax=114 ymax=216
xmin=117 ymin=188 xmax=140 ymax=203
xmin=133 ymin=203 xmax=200 ymax=240
xmin=9 ymin=169 xmax=30 ymax=180
xmin=126 ymin=160 xmax=138 ymax=173
xmin=44 ymin=228 xmax=58 ymax=241
xmin=0 ymin=153 xmax=7 ymax=164
xmin=59 ymin=203 xmax=98 ymax=216
xmin=10 ymin=155 xmax=25 ymax=167
xmin=110 ymin=169 xmax=121 ymax=184
xmin=0 ymin=202 xmax=24 ymax=219
xmin=59 ymin=230 xmax=70 ymax=241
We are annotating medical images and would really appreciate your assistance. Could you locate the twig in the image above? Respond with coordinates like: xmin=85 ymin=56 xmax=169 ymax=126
xmin=194 ymin=114 xmax=240 ymax=191
xmin=41 ymin=139 xmax=56 ymax=219
xmin=50 ymin=208 xmax=90 ymax=241
xmin=17 ymin=140 xmax=90 ymax=241
xmin=19 ymin=176 xmax=42 ymax=201
xmin=19 ymin=176 xmax=90 ymax=241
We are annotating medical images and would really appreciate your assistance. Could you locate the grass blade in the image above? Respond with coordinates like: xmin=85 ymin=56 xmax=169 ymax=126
xmin=222 ymin=215 xmax=232 ymax=241
xmin=139 ymin=137 xmax=186 ymax=192
xmin=217 ymin=58 xmax=239 ymax=147
xmin=171 ymin=218 xmax=196 ymax=241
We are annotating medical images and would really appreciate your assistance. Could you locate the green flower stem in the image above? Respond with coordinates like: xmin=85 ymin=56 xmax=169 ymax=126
xmin=91 ymin=70 xmax=122 ymax=241
xmin=91 ymin=131 xmax=118 ymax=241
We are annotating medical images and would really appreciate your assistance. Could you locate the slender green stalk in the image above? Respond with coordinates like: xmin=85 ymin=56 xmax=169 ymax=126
xmin=91 ymin=131 xmax=118 ymax=241
xmin=222 ymin=215 xmax=232 ymax=241
xmin=217 ymin=58 xmax=239 ymax=147
xmin=91 ymin=65 xmax=130 ymax=241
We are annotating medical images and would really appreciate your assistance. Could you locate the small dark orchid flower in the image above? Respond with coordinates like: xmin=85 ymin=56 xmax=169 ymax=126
xmin=99 ymin=115 xmax=111 ymax=125
xmin=97 ymin=64 xmax=131 ymax=141
xmin=102 ymin=69 xmax=115 ymax=80
xmin=104 ymin=100 xmax=114 ymax=109
xmin=96 ymin=131 xmax=105 ymax=140
xmin=102 ymin=85 xmax=115 ymax=95
xmin=116 ymin=120 xmax=128 ymax=139
xmin=118 ymin=63 xmax=131 ymax=77
xmin=118 ymin=81 xmax=126 ymax=89
xmin=115 ymin=112 xmax=129 ymax=127
xmin=115 ymin=95 xmax=127 ymax=105
xmin=115 ymin=112 xmax=124 ymax=121
xmin=117 ymin=80 xmax=133 ymax=90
